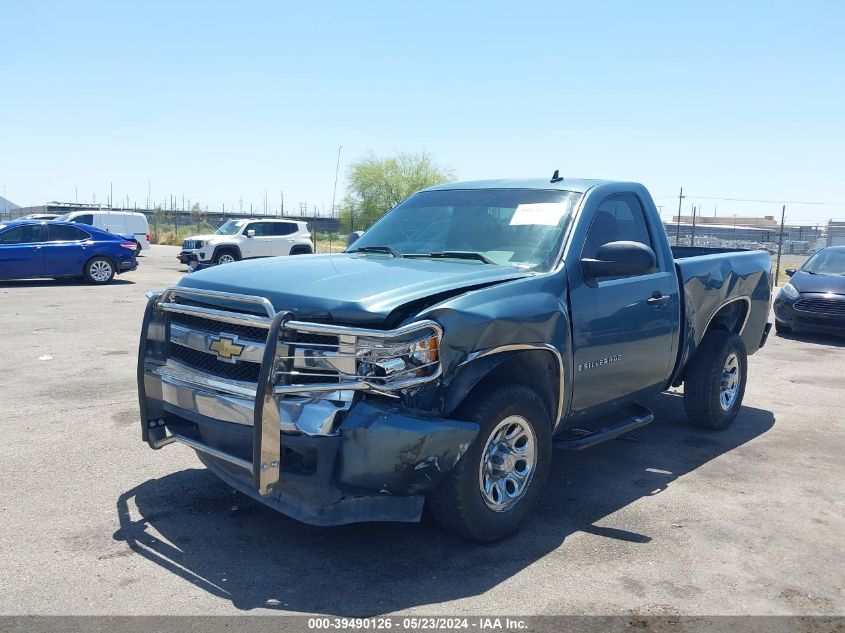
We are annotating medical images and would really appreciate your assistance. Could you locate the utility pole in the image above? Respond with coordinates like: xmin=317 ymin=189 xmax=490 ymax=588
xmin=331 ymin=145 xmax=343 ymax=217
xmin=280 ymin=190 xmax=284 ymax=216
xmin=775 ymin=204 xmax=786 ymax=283
xmin=147 ymin=178 xmax=151 ymax=211
xmin=691 ymin=204 xmax=698 ymax=247
xmin=75 ymin=186 xmax=78 ymax=203
xmin=675 ymin=186 xmax=684 ymax=245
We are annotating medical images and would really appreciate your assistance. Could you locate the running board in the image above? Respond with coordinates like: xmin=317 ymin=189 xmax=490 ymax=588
xmin=553 ymin=405 xmax=654 ymax=451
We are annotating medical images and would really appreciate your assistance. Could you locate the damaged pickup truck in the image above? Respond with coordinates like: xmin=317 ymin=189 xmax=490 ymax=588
xmin=138 ymin=177 xmax=772 ymax=541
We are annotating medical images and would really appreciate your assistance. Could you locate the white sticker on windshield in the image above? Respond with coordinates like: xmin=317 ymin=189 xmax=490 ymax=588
xmin=509 ymin=202 xmax=569 ymax=226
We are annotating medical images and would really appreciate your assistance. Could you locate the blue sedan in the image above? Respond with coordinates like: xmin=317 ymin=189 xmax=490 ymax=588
xmin=0 ymin=220 xmax=138 ymax=284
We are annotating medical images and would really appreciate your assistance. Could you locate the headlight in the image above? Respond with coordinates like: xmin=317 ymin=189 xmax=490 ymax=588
xmin=356 ymin=331 xmax=440 ymax=385
xmin=779 ymin=283 xmax=799 ymax=300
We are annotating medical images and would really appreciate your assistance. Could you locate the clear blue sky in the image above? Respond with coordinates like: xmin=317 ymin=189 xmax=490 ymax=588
xmin=2 ymin=0 xmax=843 ymax=222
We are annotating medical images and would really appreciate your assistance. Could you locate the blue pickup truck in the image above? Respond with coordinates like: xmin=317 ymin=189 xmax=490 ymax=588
xmin=138 ymin=178 xmax=772 ymax=541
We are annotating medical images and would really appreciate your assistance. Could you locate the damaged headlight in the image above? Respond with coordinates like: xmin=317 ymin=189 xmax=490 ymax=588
xmin=779 ymin=282 xmax=799 ymax=300
xmin=356 ymin=330 xmax=440 ymax=386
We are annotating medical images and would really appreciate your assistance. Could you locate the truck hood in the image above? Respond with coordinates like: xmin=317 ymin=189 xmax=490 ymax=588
xmin=177 ymin=253 xmax=530 ymax=325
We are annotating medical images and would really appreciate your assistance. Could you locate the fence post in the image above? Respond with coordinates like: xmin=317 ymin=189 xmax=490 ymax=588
xmin=775 ymin=204 xmax=786 ymax=284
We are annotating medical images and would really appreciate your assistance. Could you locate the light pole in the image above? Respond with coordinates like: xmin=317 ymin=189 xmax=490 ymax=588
xmin=331 ymin=145 xmax=343 ymax=218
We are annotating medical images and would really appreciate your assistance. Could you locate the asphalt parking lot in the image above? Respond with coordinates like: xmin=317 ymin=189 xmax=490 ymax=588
xmin=0 ymin=245 xmax=843 ymax=616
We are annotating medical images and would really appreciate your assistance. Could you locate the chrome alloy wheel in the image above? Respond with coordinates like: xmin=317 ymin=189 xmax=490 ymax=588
xmin=478 ymin=415 xmax=537 ymax=512
xmin=719 ymin=352 xmax=740 ymax=411
xmin=89 ymin=260 xmax=113 ymax=282
xmin=217 ymin=253 xmax=236 ymax=265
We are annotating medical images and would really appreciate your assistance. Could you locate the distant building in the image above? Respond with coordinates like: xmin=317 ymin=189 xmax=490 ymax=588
xmin=672 ymin=215 xmax=778 ymax=227
xmin=828 ymin=221 xmax=845 ymax=247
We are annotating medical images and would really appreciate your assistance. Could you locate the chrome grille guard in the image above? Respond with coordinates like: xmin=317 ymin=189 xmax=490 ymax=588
xmin=141 ymin=286 xmax=442 ymax=495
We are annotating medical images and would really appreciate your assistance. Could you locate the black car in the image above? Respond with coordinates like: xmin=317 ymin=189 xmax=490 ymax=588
xmin=774 ymin=245 xmax=845 ymax=336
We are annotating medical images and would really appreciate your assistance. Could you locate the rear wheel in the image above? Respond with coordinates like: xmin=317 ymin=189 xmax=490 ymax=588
xmin=290 ymin=245 xmax=313 ymax=255
xmin=213 ymin=249 xmax=238 ymax=265
xmin=84 ymin=257 xmax=115 ymax=284
xmin=683 ymin=330 xmax=747 ymax=429
xmin=428 ymin=383 xmax=552 ymax=542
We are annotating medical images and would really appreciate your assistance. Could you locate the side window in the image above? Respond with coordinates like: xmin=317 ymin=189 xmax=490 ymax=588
xmin=0 ymin=225 xmax=42 ymax=244
xmin=583 ymin=194 xmax=654 ymax=259
xmin=72 ymin=214 xmax=94 ymax=225
xmin=271 ymin=222 xmax=297 ymax=236
xmin=247 ymin=222 xmax=272 ymax=236
xmin=48 ymin=225 xmax=91 ymax=242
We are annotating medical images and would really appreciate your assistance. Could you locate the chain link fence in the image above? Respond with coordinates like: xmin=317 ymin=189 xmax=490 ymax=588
xmin=664 ymin=214 xmax=836 ymax=285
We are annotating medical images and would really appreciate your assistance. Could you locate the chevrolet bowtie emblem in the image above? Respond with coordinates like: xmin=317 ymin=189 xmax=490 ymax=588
xmin=209 ymin=335 xmax=244 ymax=361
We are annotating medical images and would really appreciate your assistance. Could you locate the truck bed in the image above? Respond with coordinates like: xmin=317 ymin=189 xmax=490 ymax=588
xmin=671 ymin=247 xmax=772 ymax=381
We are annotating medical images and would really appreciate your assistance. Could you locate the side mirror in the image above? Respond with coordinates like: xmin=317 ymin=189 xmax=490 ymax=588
xmin=347 ymin=230 xmax=364 ymax=247
xmin=581 ymin=241 xmax=656 ymax=279
xmin=785 ymin=268 xmax=796 ymax=277
xmin=246 ymin=229 xmax=256 ymax=238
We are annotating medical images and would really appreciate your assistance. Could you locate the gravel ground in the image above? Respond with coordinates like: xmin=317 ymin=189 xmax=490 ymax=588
xmin=0 ymin=245 xmax=842 ymax=616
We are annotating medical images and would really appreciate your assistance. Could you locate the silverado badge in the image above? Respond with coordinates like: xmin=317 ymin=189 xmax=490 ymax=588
xmin=209 ymin=335 xmax=244 ymax=362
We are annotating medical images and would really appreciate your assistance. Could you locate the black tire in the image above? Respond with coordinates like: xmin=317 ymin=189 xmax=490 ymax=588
xmin=428 ymin=383 xmax=552 ymax=542
xmin=83 ymin=256 xmax=116 ymax=284
xmin=213 ymin=248 xmax=239 ymax=265
xmin=775 ymin=319 xmax=792 ymax=334
xmin=683 ymin=330 xmax=747 ymax=430
xmin=290 ymin=245 xmax=313 ymax=255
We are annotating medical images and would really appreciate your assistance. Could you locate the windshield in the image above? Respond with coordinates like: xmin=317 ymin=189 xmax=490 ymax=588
xmin=802 ymin=249 xmax=845 ymax=275
xmin=349 ymin=189 xmax=581 ymax=272
xmin=53 ymin=213 xmax=71 ymax=222
xmin=214 ymin=220 xmax=246 ymax=235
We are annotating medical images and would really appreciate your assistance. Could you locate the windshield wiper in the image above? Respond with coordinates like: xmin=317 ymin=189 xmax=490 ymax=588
xmin=348 ymin=245 xmax=404 ymax=258
xmin=425 ymin=251 xmax=495 ymax=264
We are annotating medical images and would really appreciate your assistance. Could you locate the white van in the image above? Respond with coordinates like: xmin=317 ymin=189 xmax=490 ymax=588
xmin=54 ymin=211 xmax=151 ymax=252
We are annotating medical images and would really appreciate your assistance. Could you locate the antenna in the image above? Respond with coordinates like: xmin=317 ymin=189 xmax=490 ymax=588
xmin=550 ymin=170 xmax=564 ymax=183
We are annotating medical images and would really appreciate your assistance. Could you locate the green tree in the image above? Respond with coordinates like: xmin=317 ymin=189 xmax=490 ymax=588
xmin=339 ymin=152 xmax=454 ymax=233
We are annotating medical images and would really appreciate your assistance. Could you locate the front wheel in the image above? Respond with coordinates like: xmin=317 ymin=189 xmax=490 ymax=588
xmin=84 ymin=257 xmax=115 ymax=284
xmin=428 ymin=383 xmax=552 ymax=542
xmin=683 ymin=330 xmax=748 ymax=429
xmin=213 ymin=249 xmax=239 ymax=265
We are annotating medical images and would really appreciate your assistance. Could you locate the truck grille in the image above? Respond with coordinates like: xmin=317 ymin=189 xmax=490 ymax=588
xmin=182 ymin=239 xmax=204 ymax=250
xmin=161 ymin=290 xmax=343 ymax=388
xmin=154 ymin=287 xmax=441 ymax=398
xmin=794 ymin=296 xmax=845 ymax=316
xmin=170 ymin=343 xmax=262 ymax=383
xmin=170 ymin=312 xmax=270 ymax=342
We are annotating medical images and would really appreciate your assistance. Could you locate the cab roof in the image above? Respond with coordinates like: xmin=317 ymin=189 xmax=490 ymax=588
xmin=421 ymin=178 xmax=625 ymax=194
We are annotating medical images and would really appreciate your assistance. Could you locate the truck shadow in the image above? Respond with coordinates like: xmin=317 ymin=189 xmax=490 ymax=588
xmin=113 ymin=392 xmax=774 ymax=614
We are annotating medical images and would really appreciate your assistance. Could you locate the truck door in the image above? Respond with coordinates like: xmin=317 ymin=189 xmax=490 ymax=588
xmin=566 ymin=193 xmax=677 ymax=415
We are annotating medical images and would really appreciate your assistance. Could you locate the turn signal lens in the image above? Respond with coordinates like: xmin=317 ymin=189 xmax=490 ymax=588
xmin=411 ymin=336 xmax=439 ymax=365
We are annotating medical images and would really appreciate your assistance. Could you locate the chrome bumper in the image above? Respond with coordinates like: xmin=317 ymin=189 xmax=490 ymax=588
xmin=138 ymin=287 xmax=475 ymax=513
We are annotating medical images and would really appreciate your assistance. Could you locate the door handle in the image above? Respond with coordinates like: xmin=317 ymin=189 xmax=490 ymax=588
xmin=647 ymin=291 xmax=669 ymax=306
xmin=33 ymin=246 xmax=42 ymax=251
